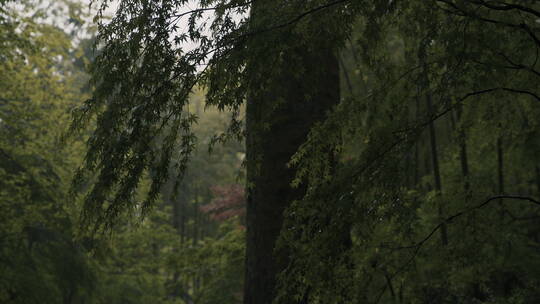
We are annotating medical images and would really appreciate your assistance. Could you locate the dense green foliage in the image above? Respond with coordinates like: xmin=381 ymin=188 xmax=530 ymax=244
xmin=0 ymin=2 xmax=94 ymax=302
xmin=279 ymin=2 xmax=540 ymax=303
xmin=2 ymin=0 xmax=540 ymax=303
xmin=1 ymin=2 xmax=245 ymax=303
xmin=79 ymin=1 xmax=540 ymax=303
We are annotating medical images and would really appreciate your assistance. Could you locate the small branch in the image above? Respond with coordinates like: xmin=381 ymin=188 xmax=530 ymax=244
xmin=168 ymin=1 xmax=252 ymax=27
xmin=467 ymin=0 xmax=540 ymax=19
xmin=395 ymin=86 xmax=540 ymax=136
xmin=375 ymin=195 xmax=540 ymax=290
xmin=435 ymin=0 xmax=540 ymax=47
xmin=393 ymin=195 xmax=540 ymax=251
xmin=239 ymin=0 xmax=351 ymax=38
xmin=501 ymin=87 xmax=540 ymax=102
xmin=497 ymin=52 xmax=540 ymax=78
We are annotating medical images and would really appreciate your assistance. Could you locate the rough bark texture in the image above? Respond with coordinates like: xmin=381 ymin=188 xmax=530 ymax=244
xmin=244 ymin=49 xmax=339 ymax=304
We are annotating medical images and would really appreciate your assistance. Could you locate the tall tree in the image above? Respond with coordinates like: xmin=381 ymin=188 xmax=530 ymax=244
xmin=73 ymin=1 xmax=353 ymax=302
xmin=244 ymin=4 xmax=340 ymax=302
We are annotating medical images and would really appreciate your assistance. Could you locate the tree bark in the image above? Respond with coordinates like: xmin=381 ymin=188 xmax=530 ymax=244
xmin=419 ymin=46 xmax=448 ymax=246
xmin=497 ymin=137 xmax=504 ymax=196
xmin=455 ymin=106 xmax=469 ymax=191
xmin=426 ymin=89 xmax=448 ymax=246
xmin=497 ymin=136 xmax=506 ymax=217
xmin=536 ymin=165 xmax=540 ymax=194
xmin=244 ymin=38 xmax=339 ymax=304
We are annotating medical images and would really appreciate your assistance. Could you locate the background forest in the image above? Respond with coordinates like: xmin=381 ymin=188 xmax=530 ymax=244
xmin=1 ymin=1 xmax=244 ymax=303
xmin=1 ymin=0 xmax=540 ymax=304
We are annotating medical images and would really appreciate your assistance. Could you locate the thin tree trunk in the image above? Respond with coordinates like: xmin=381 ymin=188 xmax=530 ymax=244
xmin=171 ymin=196 xmax=185 ymax=242
xmin=455 ymin=106 xmax=473 ymax=238
xmin=169 ymin=181 xmax=190 ymax=301
xmin=497 ymin=137 xmax=504 ymax=196
xmin=420 ymin=46 xmax=448 ymax=246
xmin=456 ymin=104 xmax=485 ymax=299
xmin=180 ymin=199 xmax=186 ymax=244
xmin=192 ymin=188 xmax=198 ymax=247
xmin=339 ymin=53 xmax=354 ymax=97
xmin=192 ymin=187 xmax=200 ymax=292
xmin=414 ymin=94 xmax=421 ymax=187
xmin=455 ymin=106 xmax=469 ymax=191
xmin=426 ymin=93 xmax=448 ymax=246
xmin=535 ymin=165 xmax=540 ymax=194
xmin=497 ymin=136 xmax=506 ymax=219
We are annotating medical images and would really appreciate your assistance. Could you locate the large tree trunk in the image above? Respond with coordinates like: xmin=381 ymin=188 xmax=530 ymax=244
xmin=243 ymin=40 xmax=339 ymax=304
